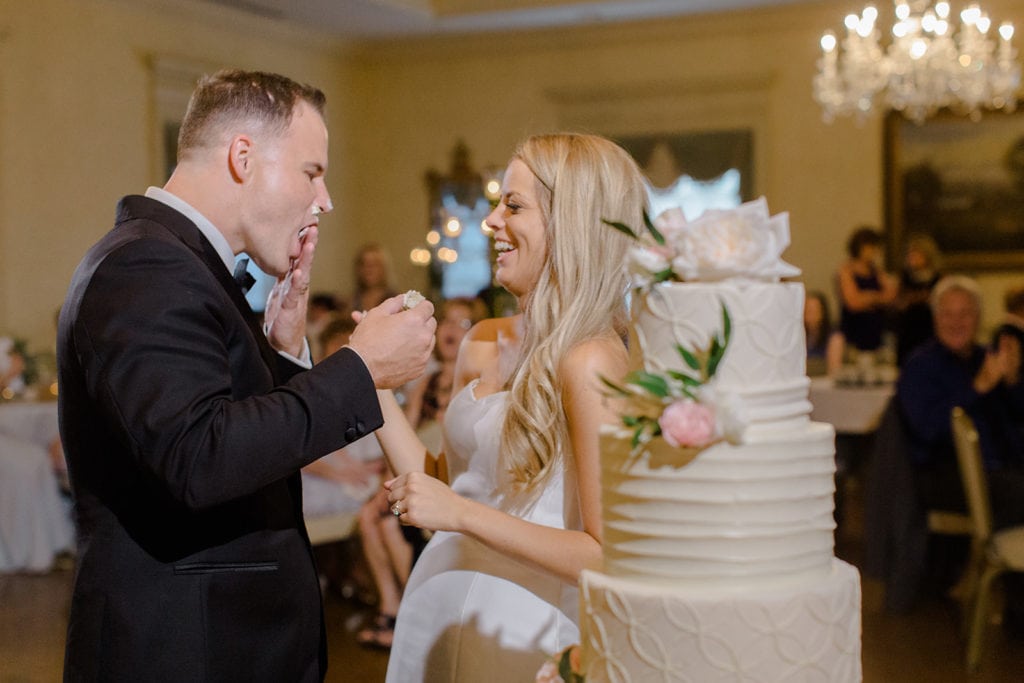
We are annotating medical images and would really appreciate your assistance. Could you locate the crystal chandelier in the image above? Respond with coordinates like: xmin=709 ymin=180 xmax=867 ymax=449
xmin=813 ymin=1 xmax=1021 ymax=123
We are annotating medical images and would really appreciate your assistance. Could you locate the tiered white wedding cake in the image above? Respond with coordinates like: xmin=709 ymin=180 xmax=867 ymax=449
xmin=580 ymin=199 xmax=861 ymax=682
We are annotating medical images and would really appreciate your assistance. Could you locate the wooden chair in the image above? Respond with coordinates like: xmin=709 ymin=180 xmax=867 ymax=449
xmin=951 ymin=406 xmax=1024 ymax=672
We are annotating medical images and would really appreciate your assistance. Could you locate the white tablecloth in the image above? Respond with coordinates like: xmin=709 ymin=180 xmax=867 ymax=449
xmin=0 ymin=400 xmax=73 ymax=572
xmin=808 ymin=376 xmax=894 ymax=435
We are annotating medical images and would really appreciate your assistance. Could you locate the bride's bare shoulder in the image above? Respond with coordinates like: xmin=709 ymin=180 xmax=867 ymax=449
xmin=454 ymin=316 xmax=519 ymax=391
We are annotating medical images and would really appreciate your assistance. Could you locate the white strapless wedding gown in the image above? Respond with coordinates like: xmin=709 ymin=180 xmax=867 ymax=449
xmin=385 ymin=380 xmax=582 ymax=682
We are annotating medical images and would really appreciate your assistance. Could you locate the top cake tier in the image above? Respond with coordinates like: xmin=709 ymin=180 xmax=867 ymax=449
xmin=631 ymin=281 xmax=810 ymax=432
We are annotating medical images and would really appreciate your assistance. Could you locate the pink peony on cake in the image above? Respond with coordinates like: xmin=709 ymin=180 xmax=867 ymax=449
xmin=580 ymin=198 xmax=862 ymax=682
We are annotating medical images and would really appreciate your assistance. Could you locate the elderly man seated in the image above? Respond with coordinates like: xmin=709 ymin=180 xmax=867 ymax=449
xmin=897 ymin=275 xmax=1024 ymax=628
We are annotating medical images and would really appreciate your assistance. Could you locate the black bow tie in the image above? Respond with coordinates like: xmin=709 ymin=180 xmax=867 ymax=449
xmin=233 ymin=258 xmax=257 ymax=294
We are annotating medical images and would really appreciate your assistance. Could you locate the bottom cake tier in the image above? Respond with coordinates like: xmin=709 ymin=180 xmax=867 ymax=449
xmin=580 ymin=559 xmax=861 ymax=682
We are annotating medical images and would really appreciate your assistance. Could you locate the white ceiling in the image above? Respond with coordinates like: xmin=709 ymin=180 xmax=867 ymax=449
xmin=199 ymin=0 xmax=809 ymax=39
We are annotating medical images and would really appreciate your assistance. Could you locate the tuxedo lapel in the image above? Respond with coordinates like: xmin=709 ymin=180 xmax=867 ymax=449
xmin=117 ymin=195 xmax=282 ymax=378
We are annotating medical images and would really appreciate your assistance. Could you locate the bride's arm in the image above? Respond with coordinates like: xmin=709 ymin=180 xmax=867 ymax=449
xmin=374 ymin=319 xmax=496 ymax=477
xmin=385 ymin=336 xmax=626 ymax=585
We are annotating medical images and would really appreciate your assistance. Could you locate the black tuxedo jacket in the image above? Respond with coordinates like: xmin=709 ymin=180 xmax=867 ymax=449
xmin=57 ymin=196 xmax=382 ymax=681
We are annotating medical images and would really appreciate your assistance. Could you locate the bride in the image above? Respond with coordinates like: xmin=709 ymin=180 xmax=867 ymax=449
xmin=371 ymin=133 xmax=646 ymax=681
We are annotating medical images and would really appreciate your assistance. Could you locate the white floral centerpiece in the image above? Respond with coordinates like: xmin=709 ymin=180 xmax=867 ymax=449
xmin=601 ymin=197 xmax=797 ymax=465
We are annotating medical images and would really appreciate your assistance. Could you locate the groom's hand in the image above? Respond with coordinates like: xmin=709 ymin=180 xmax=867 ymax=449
xmin=349 ymin=295 xmax=436 ymax=389
xmin=265 ymin=226 xmax=318 ymax=358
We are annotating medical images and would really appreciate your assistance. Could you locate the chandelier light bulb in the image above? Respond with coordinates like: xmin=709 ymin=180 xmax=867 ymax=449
xmin=999 ymin=22 xmax=1014 ymax=41
xmin=426 ymin=230 xmax=441 ymax=246
xmin=962 ymin=5 xmax=981 ymax=25
xmin=935 ymin=2 xmax=950 ymax=19
xmin=845 ymin=13 xmax=859 ymax=31
xmin=896 ymin=3 xmax=910 ymax=21
xmin=977 ymin=16 xmax=990 ymax=33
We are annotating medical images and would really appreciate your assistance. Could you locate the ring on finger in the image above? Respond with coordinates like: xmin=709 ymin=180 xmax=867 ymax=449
xmin=391 ymin=503 xmax=402 ymax=517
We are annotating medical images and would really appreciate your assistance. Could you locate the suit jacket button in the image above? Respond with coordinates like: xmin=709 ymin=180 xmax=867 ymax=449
xmin=345 ymin=427 xmax=358 ymax=441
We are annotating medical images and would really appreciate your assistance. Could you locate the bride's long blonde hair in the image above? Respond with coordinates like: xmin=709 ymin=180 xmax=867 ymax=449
xmin=498 ymin=133 xmax=646 ymax=502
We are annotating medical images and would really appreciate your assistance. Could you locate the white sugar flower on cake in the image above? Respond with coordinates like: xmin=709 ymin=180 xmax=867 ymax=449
xmin=606 ymin=196 xmax=800 ymax=289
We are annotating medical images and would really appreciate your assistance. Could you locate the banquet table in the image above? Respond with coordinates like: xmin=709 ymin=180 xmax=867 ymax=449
xmin=0 ymin=398 xmax=74 ymax=572
xmin=808 ymin=376 xmax=895 ymax=435
xmin=0 ymin=399 xmax=60 ymax=445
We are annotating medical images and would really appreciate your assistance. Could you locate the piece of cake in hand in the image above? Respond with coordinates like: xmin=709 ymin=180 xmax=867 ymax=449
xmin=402 ymin=289 xmax=425 ymax=311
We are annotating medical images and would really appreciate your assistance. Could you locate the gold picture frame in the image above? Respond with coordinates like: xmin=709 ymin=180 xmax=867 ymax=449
xmin=884 ymin=109 xmax=1024 ymax=271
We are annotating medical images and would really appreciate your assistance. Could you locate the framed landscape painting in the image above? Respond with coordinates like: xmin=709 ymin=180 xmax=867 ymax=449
xmin=884 ymin=110 xmax=1024 ymax=270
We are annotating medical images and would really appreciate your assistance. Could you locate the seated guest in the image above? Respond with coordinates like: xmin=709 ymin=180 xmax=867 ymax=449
xmin=995 ymin=284 xmax=1024 ymax=345
xmin=0 ymin=337 xmax=26 ymax=397
xmin=897 ymin=276 xmax=1024 ymax=621
xmin=302 ymin=318 xmax=385 ymax=520
xmin=307 ymin=292 xmax=341 ymax=360
xmin=1007 ymin=285 xmax=1024 ymax=327
xmin=895 ymin=233 xmax=942 ymax=366
xmin=836 ymin=226 xmax=898 ymax=352
xmin=804 ymin=290 xmax=845 ymax=377
xmin=899 ymin=275 xmax=1024 ymax=519
xmin=0 ymin=340 xmax=74 ymax=572
xmin=302 ymin=318 xmax=385 ymax=595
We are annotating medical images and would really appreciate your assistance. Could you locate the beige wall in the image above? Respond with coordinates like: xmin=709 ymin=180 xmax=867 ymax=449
xmin=344 ymin=0 xmax=1024 ymax=330
xmin=1 ymin=0 xmax=1022 ymax=347
xmin=0 ymin=0 xmax=353 ymax=345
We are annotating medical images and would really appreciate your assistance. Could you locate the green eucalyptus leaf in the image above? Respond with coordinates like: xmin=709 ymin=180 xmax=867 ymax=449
xmin=652 ymin=267 xmax=674 ymax=283
xmin=599 ymin=375 xmax=632 ymax=397
xmin=602 ymin=218 xmax=639 ymax=240
xmin=629 ymin=371 xmax=671 ymax=397
xmin=675 ymin=344 xmax=701 ymax=371
xmin=642 ymin=210 xmax=666 ymax=246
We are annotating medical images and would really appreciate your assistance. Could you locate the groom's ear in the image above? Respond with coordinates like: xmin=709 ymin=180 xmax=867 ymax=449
xmin=227 ymin=135 xmax=254 ymax=184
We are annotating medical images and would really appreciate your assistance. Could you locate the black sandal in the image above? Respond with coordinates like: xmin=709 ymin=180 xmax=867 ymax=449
xmin=356 ymin=613 xmax=397 ymax=650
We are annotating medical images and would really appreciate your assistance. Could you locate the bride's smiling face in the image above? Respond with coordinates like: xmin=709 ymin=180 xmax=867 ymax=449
xmin=486 ymin=159 xmax=548 ymax=299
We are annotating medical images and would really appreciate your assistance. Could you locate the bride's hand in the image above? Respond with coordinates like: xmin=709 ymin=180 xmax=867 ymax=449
xmin=384 ymin=471 xmax=467 ymax=532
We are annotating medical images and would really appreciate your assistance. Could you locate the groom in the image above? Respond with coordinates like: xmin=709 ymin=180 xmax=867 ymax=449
xmin=57 ymin=70 xmax=435 ymax=681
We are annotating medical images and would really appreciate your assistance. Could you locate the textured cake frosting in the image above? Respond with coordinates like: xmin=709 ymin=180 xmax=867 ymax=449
xmin=600 ymin=423 xmax=837 ymax=587
xmin=581 ymin=562 xmax=861 ymax=682
xmin=582 ymin=279 xmax=862 ymax=682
